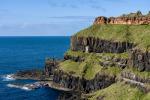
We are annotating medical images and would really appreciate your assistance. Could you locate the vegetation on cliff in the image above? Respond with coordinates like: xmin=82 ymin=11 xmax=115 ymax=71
xmin=75 ymin=24 xmax=150 ymax=51
xmin=121 ymin=11 xmax=150 ymax=17
xmin=87 ymin=82 xmax=145 ymax=100
xmin=60 ymin=54 xmax=103 ymax=80
xmin=60 ymin=50 xmax=127 ymax=80
xmin=45 ymin=11 xmax=150 ymax=100
xmin=63 ymin=50 xmax=150 ymax=80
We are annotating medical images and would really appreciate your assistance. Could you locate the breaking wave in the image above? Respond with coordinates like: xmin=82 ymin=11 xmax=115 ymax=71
xmin=7 ymin=84 xmax=32 ymax=91
xmin=1 ymin=74 xmax=16 ymax=81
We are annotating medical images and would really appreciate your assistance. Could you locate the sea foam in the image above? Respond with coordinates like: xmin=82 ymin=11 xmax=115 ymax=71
xmin=7 ymin=84 xmax=32 ymax=91
xmin=2 ymin=74 xmax=16 ymax=81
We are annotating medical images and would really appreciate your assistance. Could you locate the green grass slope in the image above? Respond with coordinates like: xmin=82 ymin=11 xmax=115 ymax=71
xmin=87 ymin=82 xmax=149 ymax=100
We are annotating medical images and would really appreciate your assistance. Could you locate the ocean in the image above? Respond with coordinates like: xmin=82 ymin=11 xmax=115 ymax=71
xmin=0 ymin=36 xmax=70 ymax=100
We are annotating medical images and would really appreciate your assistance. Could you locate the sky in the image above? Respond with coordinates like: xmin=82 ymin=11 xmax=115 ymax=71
xmin=0 ymin=0 xmax=149 ymax=36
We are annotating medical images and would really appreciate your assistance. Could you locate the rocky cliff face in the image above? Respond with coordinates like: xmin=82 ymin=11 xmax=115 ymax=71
xmin=129 ymin=49 xmax=150 ymax=71
xmin=44 ymin=59 xmax=59 ymax=77
xmin=71 ymin=36 xmax=150 ymax=71
xmin=53 ymin=70 xmax=115 ymax=93
xmin=71 ymin=36 xmax=134 ymax=53
xmin=94 ymin=12 xmax=150 ymax=25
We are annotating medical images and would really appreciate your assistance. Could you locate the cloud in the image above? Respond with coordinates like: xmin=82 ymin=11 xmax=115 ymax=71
xmin=0 ymin=9 xmax=9 ymax=19
xmin=47 ymin=16 xmax=95 ymax=24
xmin=47 ymin=0 xmax=107 ymax=12
xmin=0 ymin=9 xmax=9 ymax=13
xmin=48 ymin=16 xmax=94 ymax=19
xmin=104 ymin=0 xmax=125 ymax=2
xmin=0 ymin=21 xmax=92 ymax=36
xmin=0 ymin=9 xmax=10 ymax=16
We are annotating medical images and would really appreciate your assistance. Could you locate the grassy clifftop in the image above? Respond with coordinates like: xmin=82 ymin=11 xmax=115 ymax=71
xmin=75 ymin=24 xmax=150 ymax=51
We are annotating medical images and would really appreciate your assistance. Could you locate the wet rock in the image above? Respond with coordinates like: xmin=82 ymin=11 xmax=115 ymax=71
xmin=15 ymin=69 xmax=44 ymax=80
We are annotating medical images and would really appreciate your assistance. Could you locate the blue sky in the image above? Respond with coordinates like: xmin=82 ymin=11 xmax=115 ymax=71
xmin=0 ymin=0 xmax=149 ymax=36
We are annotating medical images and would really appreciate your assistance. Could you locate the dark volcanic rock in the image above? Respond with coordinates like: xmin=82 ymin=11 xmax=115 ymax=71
xmin=64 ymin=54 xmax=84 ymax=62
xmin=15 ymin=69 xmax=44 ymax=80
xmin=129 ymin=49 xmax=150 ymax=71
xmin=71 ymin=36 xmax=134 ymax=53
xmin=53 ymin=70 xmax=116 ymax=93
xmin=44 ymin=58 xmax=59 ymax=77
xmin=58 ymin=92 xmax=82 ymax=100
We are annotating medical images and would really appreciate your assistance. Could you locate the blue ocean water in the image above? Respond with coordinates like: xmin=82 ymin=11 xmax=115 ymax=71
xmin=0 ymin=36 xmax=70 ymax=100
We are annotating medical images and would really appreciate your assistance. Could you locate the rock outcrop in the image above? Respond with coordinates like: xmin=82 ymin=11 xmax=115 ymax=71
xmin=94 ymin=11 xmax=150 ymax=25
xmin=53 ymin=70 xmax=116 ymax=93
xmin=120 ymin=71 xmax=150 ymax=93
xmin=129 ymin=49 xmax=150 ymax=71
xmin=121 ymin=71 xmax=150 ymax=83
xmin=44 ymin=58 xmax=59 ymax=77
xmin=15 ymin=69 xmax=44 ymax=80
xmin=64 ymin=54 xmax=84 ymax=62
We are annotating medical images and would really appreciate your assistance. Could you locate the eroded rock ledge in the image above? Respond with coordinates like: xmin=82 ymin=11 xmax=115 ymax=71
xmin=94 ymin=11 xmax=150 ymax=25
xmin=53 ymin=70 xmax=116 ymax=93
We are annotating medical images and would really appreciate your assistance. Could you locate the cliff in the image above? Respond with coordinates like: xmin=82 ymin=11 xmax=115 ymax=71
xmin=94 ymin=11 xmax=150 ymax=25
xmin=44 ymin=11 xmax=150 ymax=100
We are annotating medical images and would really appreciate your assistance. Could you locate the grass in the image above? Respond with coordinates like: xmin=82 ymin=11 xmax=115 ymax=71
xmin=75 ymin=24 xmax=150 ymax=51
xmin=65 ymin=49 xmax=88 ymax=58
xmin=59 ymin=60 xmax=82 ymax=77
xmin=59 ymin=52 xmax=123 ymax=80
xmin=61 ymin=49 xmax=149 ymax=80
xmin=65 ymin=50 xmax=129 ymax=59
xmin=82 ymin=54 xmax=102 ymax=80
xmin=143 ymin=92 xmax=150 ymax=100
xmin=59 ymin=54 xmax=103 ymax=80
xmin=87 ymin=82 xmax=145 ymax=100
xmin=101 ymin=67 xmax=122 ymax=77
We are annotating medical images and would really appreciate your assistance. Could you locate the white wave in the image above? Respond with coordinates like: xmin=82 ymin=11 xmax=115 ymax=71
xmin=7 ymin=84 xmax=32 ymax=91
xmin=2 ymin=74 xmax=16 ymax=81
xmin=22 ymin=86 xmax=32 ymax=91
